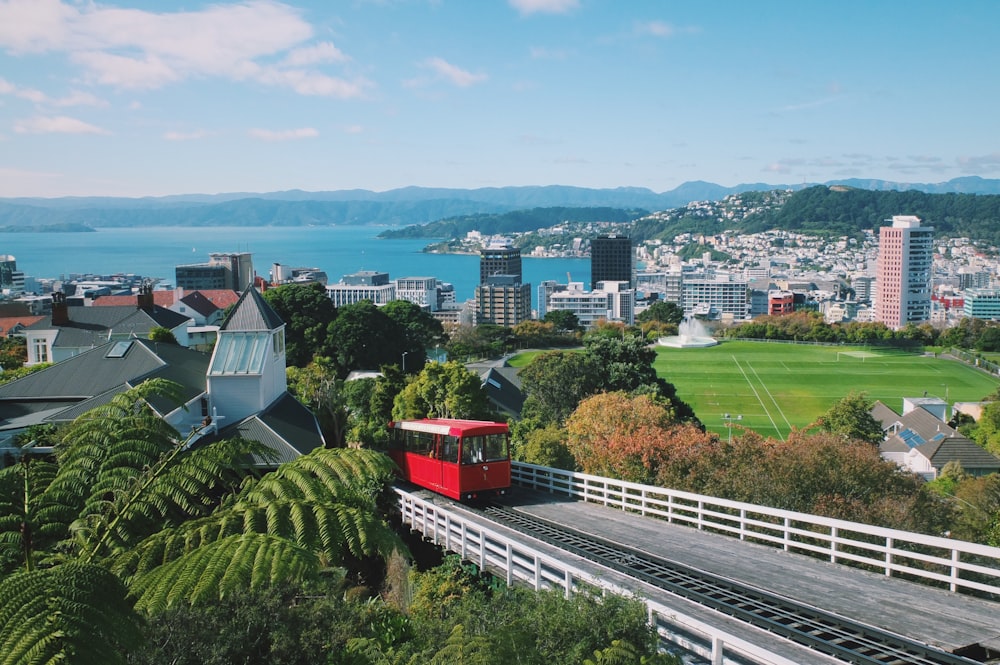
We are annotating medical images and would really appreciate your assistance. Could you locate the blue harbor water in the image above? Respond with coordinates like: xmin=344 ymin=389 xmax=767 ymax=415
xmin=3 ymin=226 xmax=591 ymax=310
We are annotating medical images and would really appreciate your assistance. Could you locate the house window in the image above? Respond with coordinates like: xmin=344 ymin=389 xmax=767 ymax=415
xmin=272 ymin=330 xmax=285 ymax=357
xmin=32 ymin=338 xmax=49 ymax=363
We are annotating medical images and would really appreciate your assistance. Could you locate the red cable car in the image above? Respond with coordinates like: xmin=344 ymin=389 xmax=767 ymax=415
xmin=388 ymin=418 xmax=511 ymax=500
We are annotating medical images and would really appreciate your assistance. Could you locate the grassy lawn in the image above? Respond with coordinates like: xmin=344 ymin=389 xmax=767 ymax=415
xmin=655 ymin=341 xmax=1000 ymax=440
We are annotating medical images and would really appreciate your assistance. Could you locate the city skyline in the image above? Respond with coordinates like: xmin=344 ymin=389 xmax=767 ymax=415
xmin=1 ymin=1 xmax=998 ymax=198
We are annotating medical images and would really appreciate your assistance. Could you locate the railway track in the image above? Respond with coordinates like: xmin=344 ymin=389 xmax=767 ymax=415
xmin=478 ymin=503 xmax=983 ymax=665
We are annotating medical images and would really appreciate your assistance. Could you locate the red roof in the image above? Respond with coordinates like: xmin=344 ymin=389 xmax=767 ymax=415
xmin=93 ymin=289 xmax=239 ymax=310
xmin=0 ymin=315 xmax=46 ymax=337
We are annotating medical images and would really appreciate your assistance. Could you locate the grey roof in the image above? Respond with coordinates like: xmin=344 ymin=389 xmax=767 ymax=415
xmin=25 ymin=304 xmax=191 ymax=349
xmin=0 ymin=340 xmax=211 ymax=431
xmin=178 ymin=291 xmax=222 ymax=317
xmin=870 ymin=400 xmax=901 ymax=430
xmin=220 ymin=287 xmax=284 ymax=332
xmin=481 ymin=366 xmax=524 ymax=416
xmin=215 ymin=392 xmax=324 ymax=466
xmin=874 ymin=400 xmax=1000 ymax=472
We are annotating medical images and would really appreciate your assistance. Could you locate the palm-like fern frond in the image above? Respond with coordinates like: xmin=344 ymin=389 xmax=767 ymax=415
xmin=0 ymin=458 xmax=76 ymax=574
xmin=127 ymin=533 xmax=319 ymax=614
xmin=0 ymin=562 xmax=142 ymax=665
xmin=110 ymin=448 xmax=405 ymax=587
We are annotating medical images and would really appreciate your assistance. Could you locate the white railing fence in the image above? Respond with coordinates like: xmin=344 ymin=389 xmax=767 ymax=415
xmin=511 ymin=462 xmax=1000 ymax=598
xmin=395 ymin=488 xmax=801 ymax=665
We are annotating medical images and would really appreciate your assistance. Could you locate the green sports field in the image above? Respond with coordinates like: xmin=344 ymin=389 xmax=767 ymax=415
xmin=655 ymin=341 xmax=1000 ymax=440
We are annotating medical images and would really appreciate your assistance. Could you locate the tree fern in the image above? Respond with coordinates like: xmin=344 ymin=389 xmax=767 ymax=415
xmin=111 ymin=448 xmax=405 ymax=579
xmin=0 ymin=562 xmax=142 ymax=665
xmin=0 ymin=379 xmax=406 ymax=663
xmin=127 ymin=533 xmax=320 ymax=614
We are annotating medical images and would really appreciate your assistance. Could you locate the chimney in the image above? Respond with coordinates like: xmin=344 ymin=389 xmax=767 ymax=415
xmin=174 ymin=286 xmax=184 ymax=305
xmin=51 ymin=291 xmax=69 ymax=326
xmin=137 ymin=280 xmax=154 ymax=310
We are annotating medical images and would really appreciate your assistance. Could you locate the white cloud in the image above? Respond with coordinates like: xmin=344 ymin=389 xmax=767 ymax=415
xmin=0 ymin=0 xmax=361 ymax=97
xmin=509 ymin=0 xmax=579 ymax=15
xmin=53 ymin=90 xmax=107 ymax=107
xmin=14 ymin=115 xmax=109 ymax=134
xmin=283 ymin=41 xmax=348 ymax=67
xmin=72 ymin=51 xmax=179 ymax=90
xmin=420 ymin=57 xmax=487 ymax=87
xmin=636 ymin=21 xmax=677 ymax=38
xmin=958 ymin=153 xmax=1000 ymax=173
xmin=257 ymin=68 xmax=371 ymax=98
xmin=0 ymin=77 xmax=106 ymax=108
xmin=634 ymin=20 xmax=700 ymax=38
xmin=248 ymin=127 xmax=319 ymax=141
xmin=164 ymin=130 xmax=212 ymax=141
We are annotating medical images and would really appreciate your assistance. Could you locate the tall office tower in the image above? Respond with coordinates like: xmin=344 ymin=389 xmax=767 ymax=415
xmin=479 ymin=243 xmax=522 ymax=283
xmin=875 ymin=216 xmax=934 ymax=329
xmin=591 ymin=234 xmax=632 ymax=289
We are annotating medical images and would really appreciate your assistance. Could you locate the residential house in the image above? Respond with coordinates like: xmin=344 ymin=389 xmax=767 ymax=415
xmin=23 ymin=287 xmax=193 ymax=365
xmin=0 ymin=286 xmax=324 ymax=467
xmin=871 ymin=400 xmax=1000 ymax=480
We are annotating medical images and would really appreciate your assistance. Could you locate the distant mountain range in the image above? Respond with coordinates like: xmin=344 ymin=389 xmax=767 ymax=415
xmin=2 ymin=177 xmax=1000 ymax=230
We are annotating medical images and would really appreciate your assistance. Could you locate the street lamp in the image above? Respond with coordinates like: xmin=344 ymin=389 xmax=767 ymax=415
xmin=402 ymin=351 xmax=410 ymax=373
xmin=722 ymin=413 xmax=743 ymax=444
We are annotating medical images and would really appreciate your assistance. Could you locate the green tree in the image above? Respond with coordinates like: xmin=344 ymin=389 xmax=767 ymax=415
xmin=382 ymin=299 xmax=446 ymax=373
xmin=518 ymin=350 xmax=603 ymax=426
xmin=328 ymin=301 xmax=407 ymax=377
xmin=0 ymin=379 xmax=404 ymax=663
xmin=636 ymin=301 xmax=684 ymax=326
xmin=542 ymin=309 xmax=582 ymax=332
xmin=262 ymin=282 xmax=338 ymax=367
xmin=817 ymin=391 xmax=885 ymax=444
xmin=518 ymin=423 xmax=575 ymax=470
xmin=392 ymin=361 xmax=493 ymax=420
xmin=147 ymin=326 xmax=178 ymax=344
xmin=287 ymin=357 xmax=349 ymax=446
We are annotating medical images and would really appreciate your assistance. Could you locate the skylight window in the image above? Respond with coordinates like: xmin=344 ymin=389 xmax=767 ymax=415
xmin=106 ymin=340 xmax=133 ymax=358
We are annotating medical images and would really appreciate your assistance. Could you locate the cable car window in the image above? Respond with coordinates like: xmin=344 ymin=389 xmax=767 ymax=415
xmin=440 ymin=435 xmax=459 ymax=463
xmin=462 ymin=436 xmax=485 ymax=464
xmin=482 ymin=433 xmax=508 ymax=462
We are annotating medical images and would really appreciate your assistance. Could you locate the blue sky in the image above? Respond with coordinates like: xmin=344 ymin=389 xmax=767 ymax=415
xmin=1 ymin=0 xmax=998 ymax=198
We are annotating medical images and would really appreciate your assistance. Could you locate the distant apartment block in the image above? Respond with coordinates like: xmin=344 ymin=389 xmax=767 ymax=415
xmin=768 ymin=290 xmax=795 ymax=315
xmin=963 ymin=288 xmax=1000 ymax=321
xmin=479 ymin=243 xmax=522 ymax=283
xmin=875 ymin=216 xmax=933 ymax=329
xmin=395 ymin=276 xmax=439 ymax=311
xmin=852 ymin=275 xmax=875 ymax=303
xmin=635 ymin=269 xmax=683 ymax=304
xmin=325 ymin=270 xmax=396 ymax=307
xmin=591 ymin=234 xmax=632 ymax=289
xmin=0 ymin=255 xmax=25 ymax=295
xmin=541 ymin=280 xmax=635 ymax=327
xmin=681 ymin=275 xmax=749 ymax=319
xmin=475 ymin=276 xmax=531 ymax=327
xmin=176 ymin=252 xmax=254 ymax=292
xmin=270 ymin=263 xmax=328 ymax=286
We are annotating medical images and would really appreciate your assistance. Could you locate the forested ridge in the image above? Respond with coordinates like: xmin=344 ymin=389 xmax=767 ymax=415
xmin=741 ymin=186 xmax=1000 ymax=242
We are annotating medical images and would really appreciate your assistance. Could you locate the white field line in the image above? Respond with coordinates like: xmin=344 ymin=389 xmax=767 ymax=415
xmin=731 ymin=356 xmax=783 ymax=440
xmin=747 ymin=362 xmax=793 ymax=435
